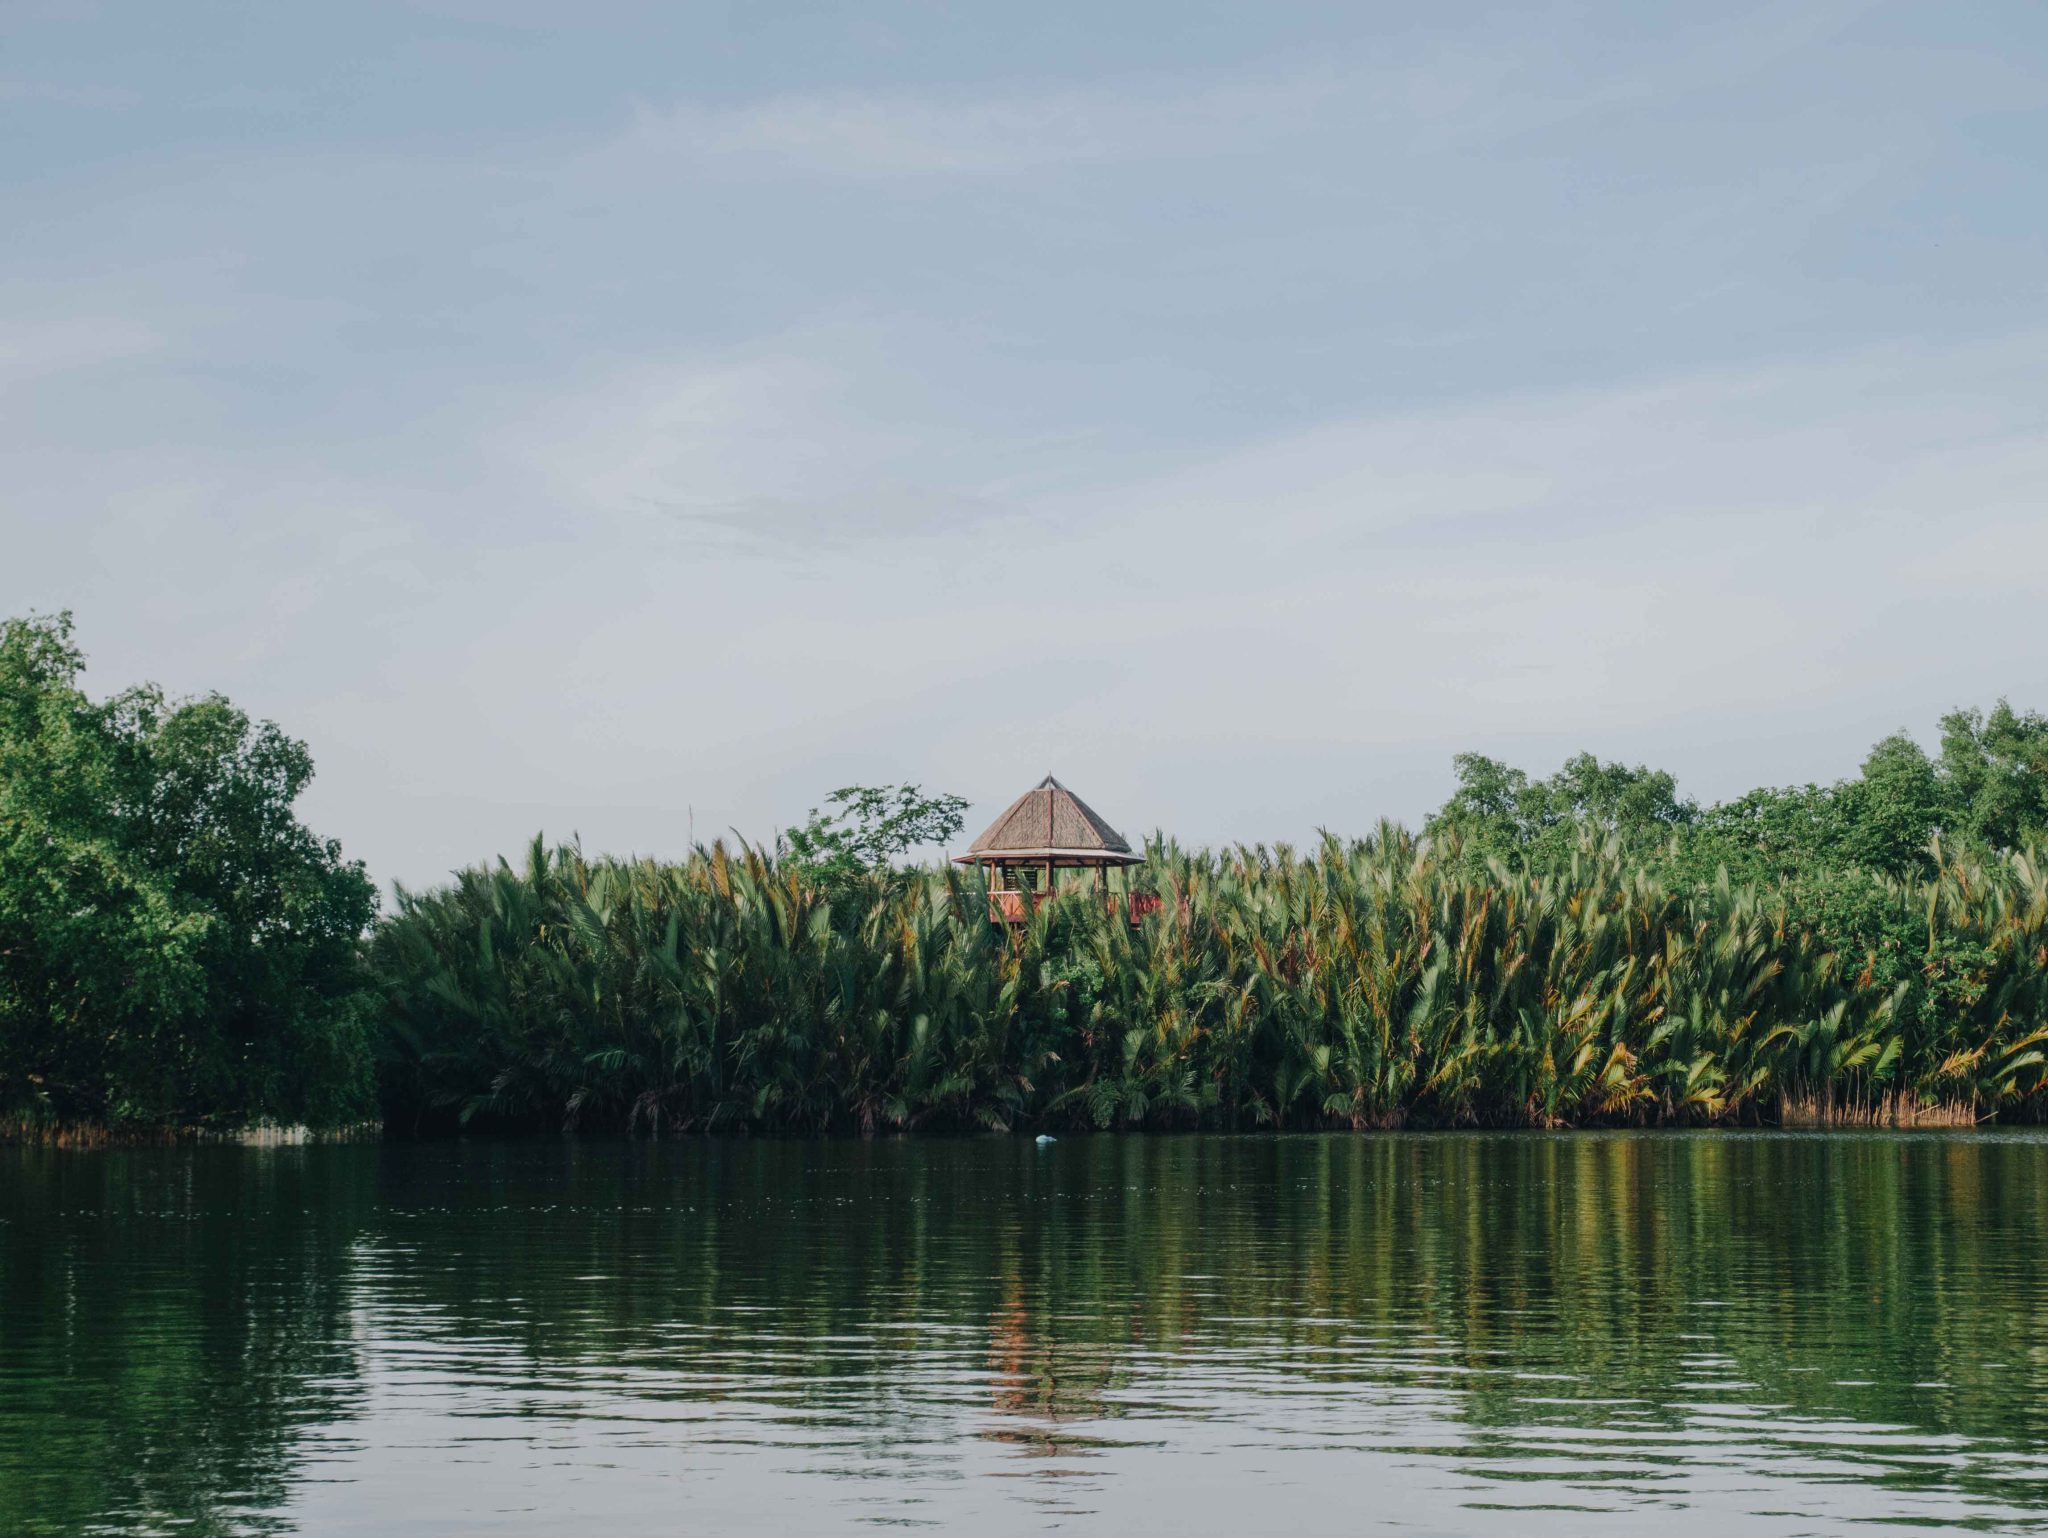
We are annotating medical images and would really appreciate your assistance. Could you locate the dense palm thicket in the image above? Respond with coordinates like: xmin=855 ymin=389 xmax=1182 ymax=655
xmin=372 ymin=825 xmax=2048 ymax=1135
xmin=377 ymin=703 xmax=2048 ymax=1135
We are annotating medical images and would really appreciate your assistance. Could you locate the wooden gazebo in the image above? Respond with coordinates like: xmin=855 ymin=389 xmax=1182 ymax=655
xmin=953 ymin=775 xmax=1156 ymax=924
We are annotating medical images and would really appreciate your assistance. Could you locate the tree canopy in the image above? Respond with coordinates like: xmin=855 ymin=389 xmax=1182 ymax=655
xmin=1427 ymin=751 xmax=1697 ymax=867
xmin=1429 ymin=703 xmax=2048 ymax=882
xmin=0 ymin=613 xmax=376 ymax=1130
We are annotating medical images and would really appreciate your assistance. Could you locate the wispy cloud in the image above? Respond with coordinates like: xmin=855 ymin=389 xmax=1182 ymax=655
xmin=609 ymin=76 xmax=1314 ymax=177
xmin=0 ymin=78 xmax=136 ymax=109
xmin=11 ymin=306 xmax=2047 ymax=887
xmin=595 ymin=54 xmax=1527 ymax=180
xmin=587 ymin=6 xmax=2037 ymax=186
xmin=0 ymin=315 xmax=160 ymax=389
xmin=508 ymin=342 xmax=1042 ymax=549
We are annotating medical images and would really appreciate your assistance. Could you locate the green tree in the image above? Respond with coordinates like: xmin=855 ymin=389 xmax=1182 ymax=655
xmin=1939 ymin=701 xmax=2048 ymax=853
xmin=782 ymin=783 xmax=968 ymax=884
xmin=1686 ymin=784 xmax=1848 ymax=884
xmin=0 ymin=613 xmax=375 ymax=1131
xmin=1836 ymin=731 xmax=1950 ymax=876
xmin=1429 ymin=751 xmax=1695 ymax=867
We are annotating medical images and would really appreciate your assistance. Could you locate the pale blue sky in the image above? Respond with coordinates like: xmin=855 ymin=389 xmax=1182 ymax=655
xmin=6 ymin=1 xmax=2047 ymax=890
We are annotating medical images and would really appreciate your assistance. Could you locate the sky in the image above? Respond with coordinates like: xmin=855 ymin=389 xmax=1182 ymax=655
xmin=5 ymin=1 xmax=2047 ymax=894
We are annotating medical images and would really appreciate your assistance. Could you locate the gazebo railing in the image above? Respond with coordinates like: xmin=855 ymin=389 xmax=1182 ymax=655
xmin=976 ymin=889 xmax=1163 ymax=926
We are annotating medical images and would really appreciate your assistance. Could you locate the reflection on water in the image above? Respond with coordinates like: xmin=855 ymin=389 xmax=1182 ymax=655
xmin=5 ymin=1133 xmax=2048 ymax=1534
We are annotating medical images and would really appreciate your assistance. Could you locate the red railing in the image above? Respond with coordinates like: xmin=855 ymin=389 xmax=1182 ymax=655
xmin=983 ymin=890 xmax=1164 ymax=925
xmin=987 ymin=890 xmax=1035 ymax=924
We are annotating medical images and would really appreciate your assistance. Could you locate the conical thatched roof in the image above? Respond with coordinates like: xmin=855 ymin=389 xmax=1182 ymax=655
xmin=954 ymin=775 xmax=1143 ymax=866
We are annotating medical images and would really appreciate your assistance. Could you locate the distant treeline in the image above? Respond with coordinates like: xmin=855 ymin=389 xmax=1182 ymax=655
xmin=5 ymin=611 xmax=2048 ymax=1136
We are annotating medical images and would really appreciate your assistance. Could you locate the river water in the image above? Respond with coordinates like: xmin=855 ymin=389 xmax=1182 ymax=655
xmin=4 ymin=1133 xmax=2048 ymax=1535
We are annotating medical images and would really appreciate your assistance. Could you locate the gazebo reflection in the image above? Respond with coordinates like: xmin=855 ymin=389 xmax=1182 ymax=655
xmin=982 ymin=1275 xmax=1124 ymax=1472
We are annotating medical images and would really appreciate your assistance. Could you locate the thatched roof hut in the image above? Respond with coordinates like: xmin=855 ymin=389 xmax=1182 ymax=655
xmin=953 ymin=775 xmax=1143 ymax=870
xmin=955 ymin=775 xmax=1154 ymax=924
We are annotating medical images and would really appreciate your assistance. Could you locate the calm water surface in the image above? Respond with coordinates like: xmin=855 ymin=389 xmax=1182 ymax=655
xmin=5 ymin=1133 xmax=2048 ymax=1535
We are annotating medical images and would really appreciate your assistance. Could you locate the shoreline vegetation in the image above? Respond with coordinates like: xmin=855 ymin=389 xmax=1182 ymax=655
xmin=6 ymin=611 xmax=2048 ymax=1142
xmin=370 ymin=831 xmax=2048 ymax=1136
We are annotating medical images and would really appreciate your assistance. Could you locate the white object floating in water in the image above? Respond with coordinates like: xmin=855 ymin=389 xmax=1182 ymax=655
xmin=1035 ymin=1134 xmax=1056 ymax=1145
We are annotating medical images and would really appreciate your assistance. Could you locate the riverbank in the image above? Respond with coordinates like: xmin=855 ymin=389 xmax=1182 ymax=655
xmin=2 ymin=1120 xmax=383 ymax=1148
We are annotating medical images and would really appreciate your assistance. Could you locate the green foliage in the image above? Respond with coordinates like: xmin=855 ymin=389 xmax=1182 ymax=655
xmin=1835 ymin=731 xmax=1950 ymax=876
xmin=782 ymin=783 xmax=968 ymax=883
xmin=370 ymin=824 xmax=2048 ymax=1135
xmin=1429 ymin=751 xmax=1696 ymax=867
xmin=13 ymin=610 xmax=2041 ymax=1145
xmin=373 ymin=702 xmax=2048 ymax=1137
xmin=0 ymin=613 xmax=376 ymax=1132
xmin=1939 ymin=701 xmax=2048 ymax=853
xmin=1685 ymin=783 xmax=1847 ymax=885
xmin=1445 ymin=704 xmax=2048 ymax=886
